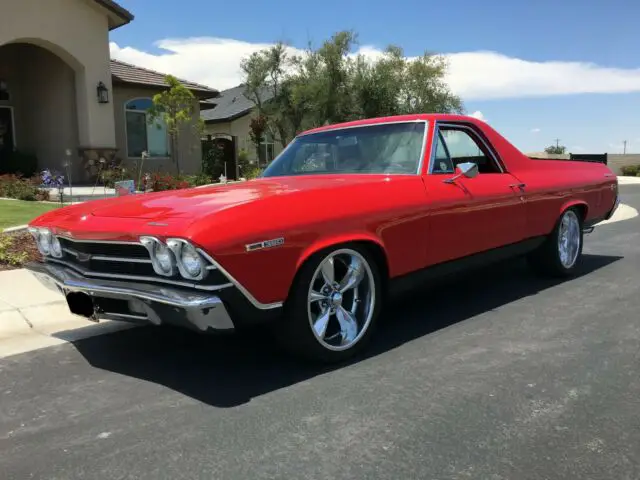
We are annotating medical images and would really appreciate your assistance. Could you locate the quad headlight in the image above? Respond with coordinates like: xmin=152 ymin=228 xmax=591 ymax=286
xmin=29 ymin=227 xmax=63 ymax=258
xmin=166 ymin=238 xmax=207 ymax=281
xmin=141 ymin=236 xmax=208 ymax=281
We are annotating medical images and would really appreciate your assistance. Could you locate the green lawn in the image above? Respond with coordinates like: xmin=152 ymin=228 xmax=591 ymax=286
xmin=0 ymin=200 xmax=65 ymax=230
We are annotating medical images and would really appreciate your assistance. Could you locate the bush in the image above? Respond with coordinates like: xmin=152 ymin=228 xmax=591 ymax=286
xmin=243 ymin=165 xmax=263 ymax=179
xmin=620 ymin=165 xmax=640 ymax=176
xmin=0 ymin=174 xmax=49 ymax=201
xmin=0 ymin=150 xmax=39 ymax=177
xmin=146 ymin=172 xmax=191 ymax=191
xmin=184 ymin=172 xmax=213 ymax=187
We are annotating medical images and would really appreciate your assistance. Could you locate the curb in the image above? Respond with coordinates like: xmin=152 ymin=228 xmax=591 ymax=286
xmin=2 ymin=224 xmax=28 ymax=233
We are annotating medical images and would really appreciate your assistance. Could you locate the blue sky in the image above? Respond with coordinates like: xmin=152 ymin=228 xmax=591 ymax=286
xmin=110 ymin=0 xmax=640 ymax=153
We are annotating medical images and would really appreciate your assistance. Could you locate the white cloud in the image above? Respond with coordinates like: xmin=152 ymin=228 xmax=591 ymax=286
xmin=530 ymin=128 xmax=541 ymax=133
xmin=109 ymin=37 xmax=640 ymax=100
xmin=469 ymin=111 xmax=486 ymax=122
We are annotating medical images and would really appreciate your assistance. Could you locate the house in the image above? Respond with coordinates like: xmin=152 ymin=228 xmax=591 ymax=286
xmin=201 ymin=85 xmax=283 ymax=167
xmin=0 ymin=0 xmax=218 ymax=182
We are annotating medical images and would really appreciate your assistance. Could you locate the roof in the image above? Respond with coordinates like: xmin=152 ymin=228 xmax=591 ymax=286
xmin=110 ymin=60 xmax=219 ymax=98
xmin=92 ymin=0 xmax=134 ymax=30
xmin=200 ymin=84 xmax=273 ymax=123
xmin=300 ymin=114 xmax=480 ymax=136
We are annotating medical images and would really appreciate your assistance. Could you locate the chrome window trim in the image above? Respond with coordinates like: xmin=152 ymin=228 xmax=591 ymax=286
xmin=296 ymin=118 xmax=428 ymax=137
xmin=44 ymin=257 xmax=233 ymax=292
xmin=427 ymin=121 xmax=505 ymax=175
xmin=279 ymin=119 xmax=428 ymax=176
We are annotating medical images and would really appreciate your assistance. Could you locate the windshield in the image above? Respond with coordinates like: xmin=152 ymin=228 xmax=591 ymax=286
xmin=261 ymin=121 xmax=427 ymax=177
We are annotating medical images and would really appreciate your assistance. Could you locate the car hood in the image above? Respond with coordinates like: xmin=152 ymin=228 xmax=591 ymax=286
xmin=89 ymin=175 xmax=374 ymax=221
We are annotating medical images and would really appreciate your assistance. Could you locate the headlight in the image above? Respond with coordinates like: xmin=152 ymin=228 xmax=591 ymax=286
xmin=154 ymin=243 xmax=174 ymax=274
xmin=140 ymin=236 xmax=176 ymax=276
xmin=166 ymin=238 xmax=207 ymax=280
xmin=29 ymin=227 xmax=52 ymax=256
xmin=50 ymin=236 xmax=63 ymax=258
xmin=181 ymin=243 xmax=202 ymax=277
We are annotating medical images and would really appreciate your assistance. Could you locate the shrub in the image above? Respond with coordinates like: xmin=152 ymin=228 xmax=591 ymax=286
xmin=0 ymin=174 xmax=49 ymax=201
xmin=243 ymin=165 xmax=263 ymax=179
xmin=620 ymin=165 xmax=640 ymax=176
xmin=147 ymin=172 xmax=190 ymax=191
xmin=0 ymin=150 xmax=39 ymax=177
xmin=184 ymin=172 xmax=213 ymax=187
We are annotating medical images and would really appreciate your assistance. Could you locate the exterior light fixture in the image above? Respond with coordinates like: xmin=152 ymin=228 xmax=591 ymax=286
xmin=97 ymin=81 xmax=109 ymax=103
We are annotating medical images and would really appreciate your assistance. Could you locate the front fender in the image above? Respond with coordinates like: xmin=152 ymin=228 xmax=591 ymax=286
xmin=295 ymin=231 xmax=385 ymax=270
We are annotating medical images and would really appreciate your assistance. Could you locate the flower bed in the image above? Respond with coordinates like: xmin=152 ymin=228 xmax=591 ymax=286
xmin=0 ymin=174 xmax=49 ymax=201
xmin=0 ymin=230 xmax=39 ymax=271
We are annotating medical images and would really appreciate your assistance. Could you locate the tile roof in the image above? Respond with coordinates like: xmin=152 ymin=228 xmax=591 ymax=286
xmin=200 ymin=84 xmax=273 ymax=122
xmin=110 ymin=60 xmax=218 ymax=98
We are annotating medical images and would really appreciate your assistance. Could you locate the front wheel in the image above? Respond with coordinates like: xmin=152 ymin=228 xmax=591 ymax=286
xmin=528 ymin=207 xmax=584 ymax=277
xmin=277 ymin=244 xmax=383 ymax=363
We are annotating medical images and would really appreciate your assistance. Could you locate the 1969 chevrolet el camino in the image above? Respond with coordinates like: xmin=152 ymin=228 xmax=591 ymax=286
xmin=26 ymin=114 xmax=619 ymax=362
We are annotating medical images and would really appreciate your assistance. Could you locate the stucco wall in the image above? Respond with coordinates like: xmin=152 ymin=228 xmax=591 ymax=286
xmin=204 ymin=112 xmax=284 ymax=163
xmin=1 ymin=0 xmax=116 ymax=149
xmin=113 ymin=85 xmax=203 ymax=174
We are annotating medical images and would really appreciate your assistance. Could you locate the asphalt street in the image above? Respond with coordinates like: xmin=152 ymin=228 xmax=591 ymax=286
xmin=1 ymin=185 xmax=639 ymax=480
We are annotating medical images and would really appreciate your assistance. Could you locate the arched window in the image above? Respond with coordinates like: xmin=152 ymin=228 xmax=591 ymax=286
xmin=125 ymin=98 xmax=170 ymax=158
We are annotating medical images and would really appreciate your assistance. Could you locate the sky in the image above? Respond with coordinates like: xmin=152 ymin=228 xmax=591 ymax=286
xmin=109 ymin=0 xmax=640 ymax=154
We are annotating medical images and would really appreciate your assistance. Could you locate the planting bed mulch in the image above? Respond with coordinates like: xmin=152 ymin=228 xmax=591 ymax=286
xmin=0 ymin=230 xmax=40 ymax=271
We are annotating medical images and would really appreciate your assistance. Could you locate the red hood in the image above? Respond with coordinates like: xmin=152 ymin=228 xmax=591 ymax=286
xmin=89 ymin=175 xmax=375 ymax=221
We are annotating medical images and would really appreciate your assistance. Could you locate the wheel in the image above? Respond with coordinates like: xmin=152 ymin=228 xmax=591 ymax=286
xmin=277 ymin=244 xmax=383 ymax=363
xmin=527 ymin=207 xmax=584 ymax=277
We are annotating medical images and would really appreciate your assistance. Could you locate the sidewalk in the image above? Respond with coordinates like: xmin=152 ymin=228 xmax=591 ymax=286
xmin=618 ymin=176 xmax=640 ymax=185
xmin=0 ymin=269 xmax=134 ymax=358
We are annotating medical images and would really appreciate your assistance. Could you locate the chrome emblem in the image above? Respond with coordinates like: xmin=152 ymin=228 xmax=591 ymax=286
xmin=245 ymin=237 xmax=285 ymax=252
xmin=147 ymin=222 xmax=169 ymax=226
xmin=77 ymin=252 xmax=92 ymax=263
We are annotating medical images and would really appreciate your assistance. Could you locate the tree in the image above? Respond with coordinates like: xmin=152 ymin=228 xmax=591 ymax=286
xmin=544 ymin=144 xmax=567 ymax=154
xmin=147 ymin=75 xmax=204 ymax=173
xmin=239 ymin=30 xmax=464 ymax=147
xmin=249 ymin=114 xmax=268 ymax=166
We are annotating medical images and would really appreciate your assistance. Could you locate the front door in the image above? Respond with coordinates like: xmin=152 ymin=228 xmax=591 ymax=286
xmin=423 ymin=122 xmax=527 ymax=266
xmin=0 ymin=107 xmax=15 ymax=170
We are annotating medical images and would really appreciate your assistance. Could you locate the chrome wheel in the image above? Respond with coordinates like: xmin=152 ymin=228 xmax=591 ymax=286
xmin=307 ymin=248 xmax=376 ymax=351
xmin=558 ymin=210 xmax=581 ymax=268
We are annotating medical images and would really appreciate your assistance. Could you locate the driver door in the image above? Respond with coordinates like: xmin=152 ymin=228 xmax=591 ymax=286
xmin=423 ymin=122 xmax=527 ymax=266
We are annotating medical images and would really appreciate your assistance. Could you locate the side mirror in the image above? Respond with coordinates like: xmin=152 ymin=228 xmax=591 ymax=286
xmin=443 ymin=162 xmax=479 ymax=184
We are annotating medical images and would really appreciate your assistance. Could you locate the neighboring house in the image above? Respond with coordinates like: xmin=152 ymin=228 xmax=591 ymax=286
xmin=201 ymin=85 xmax=282 ymax=165
xmin=0 ymin=0 xmax=218 ymax=182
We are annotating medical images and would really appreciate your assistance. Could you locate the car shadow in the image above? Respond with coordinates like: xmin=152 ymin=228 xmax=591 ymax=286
xmin=71 ymin=253 xmax=621 ymax=408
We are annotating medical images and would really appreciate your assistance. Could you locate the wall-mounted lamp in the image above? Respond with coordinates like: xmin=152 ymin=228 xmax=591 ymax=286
xmin=97 ymin=81 xmax=109 ymax=104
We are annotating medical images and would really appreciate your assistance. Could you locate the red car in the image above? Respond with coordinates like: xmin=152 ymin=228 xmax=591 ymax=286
xmin=26 ymin=114 xmax=619 ymax=362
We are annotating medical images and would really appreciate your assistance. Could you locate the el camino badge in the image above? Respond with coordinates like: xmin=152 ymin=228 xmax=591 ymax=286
xmin=245 ymin=237 xmax=285 ymax=252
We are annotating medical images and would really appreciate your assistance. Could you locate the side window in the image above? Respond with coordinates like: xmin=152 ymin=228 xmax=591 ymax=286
xmin=438 ymin=127 xmax=502 ymax=174
xmin=432 ymin=132 xmax=454 ymax=173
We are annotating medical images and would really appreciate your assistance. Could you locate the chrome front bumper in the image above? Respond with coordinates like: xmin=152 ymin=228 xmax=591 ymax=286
xmin=25 ymin=261 xmax=235 ymax=331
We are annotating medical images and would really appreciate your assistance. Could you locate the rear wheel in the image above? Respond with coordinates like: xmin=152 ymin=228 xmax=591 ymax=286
xmin=528 ymin=207 xmax=584 ymax=277
xmin=277 ymin=244 xmax=383 ymax=363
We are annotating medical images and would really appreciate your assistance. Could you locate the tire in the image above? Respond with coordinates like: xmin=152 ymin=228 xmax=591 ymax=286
xmin=527 ymin=207 xmax=584 ymax=277
xmin=276 ymin=244 xmax=383 ymax=363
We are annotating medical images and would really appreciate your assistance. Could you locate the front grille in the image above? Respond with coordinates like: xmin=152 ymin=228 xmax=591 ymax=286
xmin=52 ymin=237 xmax=232 ymax=291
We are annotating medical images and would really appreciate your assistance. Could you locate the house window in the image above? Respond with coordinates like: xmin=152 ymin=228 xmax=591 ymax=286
xmin=258 ymin=132 xmax=275 ymax=165
xmin=125 ymin=98 xmax=170 ymax=158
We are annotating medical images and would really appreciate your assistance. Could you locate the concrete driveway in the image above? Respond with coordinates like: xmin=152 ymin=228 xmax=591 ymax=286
xmin=1 ymin=184 xmax=639 ymax=480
